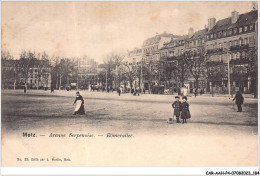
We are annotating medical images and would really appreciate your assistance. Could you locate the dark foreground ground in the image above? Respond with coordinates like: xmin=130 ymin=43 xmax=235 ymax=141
xmin=1 ymin=90 xmax=258 ymax=166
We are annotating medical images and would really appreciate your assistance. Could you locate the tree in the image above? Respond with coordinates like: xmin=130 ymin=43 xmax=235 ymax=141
xmin=247 ymin=46 xmax=258 ymax=98
xmin=19 ymin=50 xmax=38 ymax=89
xmin=183 ymin=49 xmax=206 ymax=95
xmin=57 ymin=58 xmax=75 ymax=90
xmin=142 ymin=58 xmax=159 ymax=94
xmin=101 ymin=52 xmax=125 ymax=89
xmin=122 ymin=62 xmax=137 ymax=92
xmin=160 ymin=55 xmax=189 ymax=94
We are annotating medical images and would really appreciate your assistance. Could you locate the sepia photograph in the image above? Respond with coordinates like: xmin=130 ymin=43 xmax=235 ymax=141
xmin=1 ymin=0 xmax=258 ymax=171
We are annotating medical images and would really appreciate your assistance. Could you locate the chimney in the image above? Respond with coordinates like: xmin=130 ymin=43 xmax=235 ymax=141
xmin=231 ymin=10 xmax=239 ymax=24
xmin=188 ymin=27 xmax=194 ymax=38
xmin=208 ymin=17 xmax=216 ymax=31
xmin=252 ymin=1 xmax=257 ymax=11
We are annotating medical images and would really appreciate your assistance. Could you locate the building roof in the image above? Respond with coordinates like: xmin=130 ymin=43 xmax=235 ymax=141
xmin=188 ymin=28 xmax=208 ymax=40
xmin=142 ymin=32 xmax=179 ymax=47
xmin=208 ymin=10 xmax=258 ymax=33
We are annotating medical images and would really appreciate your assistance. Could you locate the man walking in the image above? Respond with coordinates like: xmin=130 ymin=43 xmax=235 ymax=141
xmin=233 ymin=91 xmax=244 ymax=112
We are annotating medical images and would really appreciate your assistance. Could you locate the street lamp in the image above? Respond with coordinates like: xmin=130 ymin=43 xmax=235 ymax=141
xmin=227 ymin=52 xmax=231 ymax=98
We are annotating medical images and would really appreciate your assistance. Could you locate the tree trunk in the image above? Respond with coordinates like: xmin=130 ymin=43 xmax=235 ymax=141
xmin=254 ymin=69 xmax=258 ymax=98
xmin=56 ymin=70 xmax=59 ymax=89
xmin=59 ymin=74 xmax=62 ymax=90
xmin=37 ymin=78 xmax=39 ymax=90
xmin=211 ymin=81 xmax=214 ymax=97
xmin=13 ymin=80 xmax=16 ymax=90
xmin=130 ymin=81 xmax=133 ymax=93
xmin=148 ymin=83 xmax=151 ymax=94
xmin=195 ymin=78 xmax=199 ymax=95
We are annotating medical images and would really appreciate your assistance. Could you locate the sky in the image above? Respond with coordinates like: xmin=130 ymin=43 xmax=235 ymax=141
xmin=1 ymin=1 xmax=256 ymax=63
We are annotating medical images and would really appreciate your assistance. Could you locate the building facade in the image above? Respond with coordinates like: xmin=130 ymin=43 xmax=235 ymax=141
xmin=74 ymin=57 xmax=98 ymax=90
xmin=205 ymin=9 xmax=258 ymax=94
xmin=2 ymin=59 xmax=51 ymax=89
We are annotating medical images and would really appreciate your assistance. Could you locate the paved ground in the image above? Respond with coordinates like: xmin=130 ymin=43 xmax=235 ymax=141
xmin=1 ymin=90 xmax=258 ymax=166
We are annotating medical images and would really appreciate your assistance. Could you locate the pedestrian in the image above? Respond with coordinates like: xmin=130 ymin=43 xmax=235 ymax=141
xmin=233 ymin=91 xmax=244 ymax=112
xmin=73 ymin=91 xmax=85 ymax=115
xmin=51 ymin=87 xmax=54 ymax=93
xmin=143 ymin=88 xmax=145 ymax=94
xmin=180 ymin=96 xmax=191 ymax=124
xmin=117 ymin=87 xmax=121 ymax=96
xmin=170 ymin=96 xmax=181 ymax=124
xmin=23 ymin=85 xmax=27 ymax=93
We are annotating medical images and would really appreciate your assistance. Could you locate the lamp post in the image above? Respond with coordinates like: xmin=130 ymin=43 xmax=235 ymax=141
xmin=227 ymin=52 xmax=231 ymax=98
xmin=105 ymin=70 xmax=108 ymax=91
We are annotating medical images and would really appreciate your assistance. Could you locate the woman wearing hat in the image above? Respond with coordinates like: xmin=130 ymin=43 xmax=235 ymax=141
xmin=180 ymin=96 xmax=191 ymax=124
xmin=73 ymin=91 xmax=85 ymax=115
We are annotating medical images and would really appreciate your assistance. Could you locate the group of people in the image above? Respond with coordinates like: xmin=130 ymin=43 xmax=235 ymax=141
xmin=72 ymin=90 xmax=245 ymax=120
xmin=169 ymin=91 xmax=244 ymax=124
xmin=169 ymin=96 xmax=191 ymax=124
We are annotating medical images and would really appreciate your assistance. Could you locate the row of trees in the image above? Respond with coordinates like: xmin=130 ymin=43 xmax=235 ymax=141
xmin=2 ymin=50 xmax=82 ymax=90
xmin=2 ymin=45 xmax=257 ymax=97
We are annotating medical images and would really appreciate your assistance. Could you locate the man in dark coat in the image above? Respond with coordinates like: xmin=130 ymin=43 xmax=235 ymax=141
xmin=233 ymin=91 xmax=244 ymax=112
xmin=23 ymin=85 xmax=27 ymax=93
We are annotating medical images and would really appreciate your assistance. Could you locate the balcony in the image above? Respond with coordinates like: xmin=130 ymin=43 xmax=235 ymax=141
xmin=229 ymin=58 xmax=249 ymax=65
xmin=206 ymin=48 xmax=223 ymax=54
xmin=206 ymin=61 xmax=224 ymax=66
xmin=229 ymin=44 xmax=249 ymax=51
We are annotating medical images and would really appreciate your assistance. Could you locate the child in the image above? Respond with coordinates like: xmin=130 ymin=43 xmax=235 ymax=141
xmin=180 ymin=96 xmax=191 ymax=124
xmin=170 ymin=96 xmax=181 ymax=124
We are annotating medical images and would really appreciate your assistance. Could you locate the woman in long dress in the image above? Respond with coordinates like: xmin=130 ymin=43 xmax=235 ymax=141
xmin=73 ymin=91 xmax=85 ymax=115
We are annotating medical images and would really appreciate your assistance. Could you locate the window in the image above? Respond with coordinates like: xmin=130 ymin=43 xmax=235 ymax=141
xmin=214 ymin=33 xmax=217 ymax=38
xmin=250 ymin=25 xmax=254 ymax=30
xmin=210 ymin=34 xmax=213 ymax=39
xmin=234 ymin=28 xmax=237 ymax=34
xmin=229 ymin=41 xmax=232 ymax=47
xmin=31 ymin=80 xmax=32 ymax=84
xmin=219 ymin=43 xmax=222 ymax=49
xmin=236 ymin=52 xmax=240 ymax=59
xmin=223 ymin=31 xmax=227 ymax=37
xmin=239 ymin=27 xmax=243 ymax=33
xmin=229 ymin=29 xmax=232 ymax=35
xmin=242 ymin=51 xmax=246 ymax=58
xmin=244 ymin=38 xmax=248 ymax=45
xmin=239 ymin=39 xmax=242 ymax=46
xmin=219 ymin=31 xmax=222 ymax=37
xmin=244 ymin=26 xmax=248 ymax=32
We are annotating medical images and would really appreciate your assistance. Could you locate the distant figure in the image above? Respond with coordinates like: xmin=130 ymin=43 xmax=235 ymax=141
xmin=137 ymin=87 xmax=140 ymax=96
xmin=233 ymin=91 xmax=244 ymax=112
xmin=194 ymin=91 xmax=197 ymax=98
xmin=51 ymin=87 xmax=54 ymax=93
xmin=23 ymin=85 xmax=26 ymax=93
xmin=143 ymin=88 xmax=145 ymax=94
xmin=73 ymin=91 xmax=85 ymax=115
xmin=117 ymin=87 xmax=121 ymax=96
xmin=181 ymin=96 xmax=191 ymax=124
xmin=170 ymin=96 xmax=181 ymax=124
